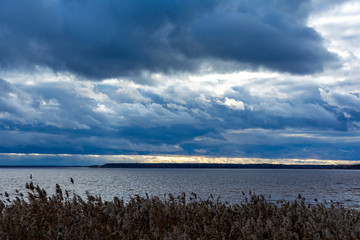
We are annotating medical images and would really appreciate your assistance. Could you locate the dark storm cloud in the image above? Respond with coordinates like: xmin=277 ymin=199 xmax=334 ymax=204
xmin=171 ymin=1 xmax=335 ymax=74
xmin=0 ymin=0 xmax=336 ymax=79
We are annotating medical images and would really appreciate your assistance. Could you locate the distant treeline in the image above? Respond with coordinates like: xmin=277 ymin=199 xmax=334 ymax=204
xmin=90 ymin=163 xmax=360 ymax=169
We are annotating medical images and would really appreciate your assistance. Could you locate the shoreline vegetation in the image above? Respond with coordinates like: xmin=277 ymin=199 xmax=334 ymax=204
xmin=1 ymin=180 xmax=360 ymax=239
xmin=1 ymin=163 xmax=360 ymax=169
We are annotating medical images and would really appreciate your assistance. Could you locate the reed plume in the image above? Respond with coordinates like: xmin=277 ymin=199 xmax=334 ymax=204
xmin=0 ymin=179 xmax=359 ymax=239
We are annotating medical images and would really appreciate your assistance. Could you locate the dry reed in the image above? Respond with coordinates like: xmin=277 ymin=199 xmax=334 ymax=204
xmin=0 ymin=179 xmax=360 ymax=239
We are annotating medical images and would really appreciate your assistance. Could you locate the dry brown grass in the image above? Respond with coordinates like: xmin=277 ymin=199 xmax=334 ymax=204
xmin=1 ymin=179 xmax=360 ymax=239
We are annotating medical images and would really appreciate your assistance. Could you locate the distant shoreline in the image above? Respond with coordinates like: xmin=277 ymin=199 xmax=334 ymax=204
xmin=91 ymin=163 xmax=360 ymax=169
xmin=1 ymin=163 xmax=359 ymax=169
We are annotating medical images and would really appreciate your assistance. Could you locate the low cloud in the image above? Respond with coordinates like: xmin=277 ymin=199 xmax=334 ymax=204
xmin=1 ymin=73 xmax=359 ymax=160
xmin=320 ymin=88 xmax=360 ymax=112
xmin=221 ymin=98 xmax=245 ymax=110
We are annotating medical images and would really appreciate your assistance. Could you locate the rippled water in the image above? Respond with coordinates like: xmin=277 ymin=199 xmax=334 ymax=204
xmin=0 ymin=168 xmax=359 ymax=208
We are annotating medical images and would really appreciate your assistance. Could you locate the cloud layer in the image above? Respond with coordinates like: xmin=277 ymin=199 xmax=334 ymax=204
xmin=0 ymin=0 xmax=336 ymax=79
xmin=0 ymin=0 xmax=359 ymax=164
xmin=1 ymin=69 xmax=359 ymax=161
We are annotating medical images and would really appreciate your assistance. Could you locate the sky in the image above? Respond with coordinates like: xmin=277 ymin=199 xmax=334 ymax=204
xmin=0 ymin=0 xmax=360 ymax=165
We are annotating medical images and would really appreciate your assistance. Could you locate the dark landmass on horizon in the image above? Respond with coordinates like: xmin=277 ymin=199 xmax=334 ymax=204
xmin=0 ymin=165 xmax=85 ymax=168
xmin=90 ymin=163 xmax=360 ymax=169
xmin=0 ymin=163 xmax=360 ymax=169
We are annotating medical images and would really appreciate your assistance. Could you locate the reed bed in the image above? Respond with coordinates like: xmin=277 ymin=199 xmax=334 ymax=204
xmin=1 ymin=180 xmax=360 ymax=240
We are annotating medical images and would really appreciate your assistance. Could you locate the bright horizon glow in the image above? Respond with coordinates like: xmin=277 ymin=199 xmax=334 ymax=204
xmin=0 ymin=153 xmax=359 ymax=166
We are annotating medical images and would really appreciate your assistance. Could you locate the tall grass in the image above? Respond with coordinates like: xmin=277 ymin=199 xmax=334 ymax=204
xmin=1 ymin=179 xmax=360 ymax=239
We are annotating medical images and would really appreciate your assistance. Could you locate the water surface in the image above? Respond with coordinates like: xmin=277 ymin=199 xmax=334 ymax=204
xmin=0 ymin=168 xmax=359 ymax=208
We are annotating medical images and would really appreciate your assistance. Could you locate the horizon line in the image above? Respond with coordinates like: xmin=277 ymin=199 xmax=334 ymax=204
xmin=0 ymin=153 xmax=360 ymax=165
